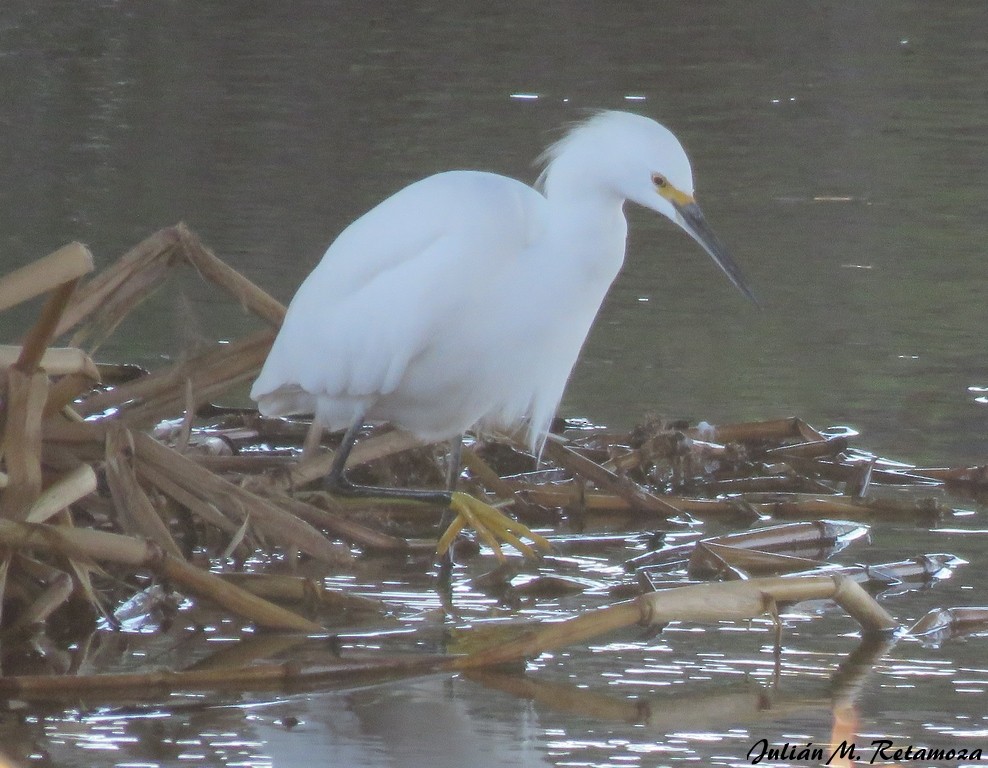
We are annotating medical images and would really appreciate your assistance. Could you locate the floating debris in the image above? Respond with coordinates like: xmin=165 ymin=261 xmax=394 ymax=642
xmin=0 ymin=225 xmax=984 ymax=700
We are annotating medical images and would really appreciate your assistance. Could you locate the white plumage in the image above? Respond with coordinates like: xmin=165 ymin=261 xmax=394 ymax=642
xmin=252 ymin=111 xmax=753 ymax=451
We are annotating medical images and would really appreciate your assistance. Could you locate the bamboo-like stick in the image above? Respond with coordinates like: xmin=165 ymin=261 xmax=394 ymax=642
xmin=688 ymin=417 xmax=824 ymax=444
xmin=453 ymin=575 xmax=897 ymax=669
xmin=0 ymin=346 xmax=100 ymax=378
xmin=511 ymin=483 xmax=875 ymax=521
xmin=136 ymin=459 xmax=241 ymax=534
xmin=73 ymin=329 xmax=276 ymax=424
xmin=908 ymin=606 xmax=988 ymax=639
xmin=0 ymin=654 xmax=446 ymax=700
xmin=176 ymin=223 xmax=287 ymax=327
xmin=910 ymin=464 xmax=988 ymax=486
xmin=25 ymin=464 xmax=98 ymax=523
xmin=627 ymin=519 xmax=868 ymax=570
xmin=5 ymin=571 xmax=73 ymax=632
xmin=0 ymin=519 xmax=322 ymax=632
xmin=461 ymin=446 xmax=519 ymax=499
xmin=104 ymin=426 xmax=184 ymax=558
xmin=542 ymin=435 xmax=682 ymax=516
xmin=273 ymin=495 xmax=410 ymax=552
xmin=218 ymin=573 xmax=384 ymax=612
xmin=15 ymin=279 xmax=81 ymax=374
xmin=131 ymin=430 xmax=351 ymax=565
xmin=688 ymin=541 xmax=824 ymax=578
xmin=765 ymin=435 xmax=848 ymax=459
xmin=56 ymin=227 xmax=186 ymax=343
xmin=0 ymin=242 xmax=94 ymax=313
xmin=0 ymin=369 xmax=49 ymax=520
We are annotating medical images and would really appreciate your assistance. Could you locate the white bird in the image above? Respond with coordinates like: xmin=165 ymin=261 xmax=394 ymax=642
xmin=252 ymin=111 xmax=755 ymax=557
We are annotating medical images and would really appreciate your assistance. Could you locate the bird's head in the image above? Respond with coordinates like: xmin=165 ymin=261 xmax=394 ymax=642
xmin=539 ymin=111 xmax=757 ymax=303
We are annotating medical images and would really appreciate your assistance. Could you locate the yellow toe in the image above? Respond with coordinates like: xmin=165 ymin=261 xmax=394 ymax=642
xmin=438 ymin=491 xmax=552 ymax=561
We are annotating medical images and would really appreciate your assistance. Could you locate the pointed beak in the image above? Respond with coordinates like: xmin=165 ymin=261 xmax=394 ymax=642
xmin=673 ymin=200 xmax=758 ymax=305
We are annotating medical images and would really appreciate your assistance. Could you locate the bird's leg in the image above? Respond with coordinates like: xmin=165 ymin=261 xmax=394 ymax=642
xmin=437 ymin=436 xmax=464 ymax=580
xmin=325 ymin=418 xmax=550 ymax=561
xmin=325 ymin=414 xmax=450 ymax=504
xmin=444 ymin=436 xmax=463 ymax=492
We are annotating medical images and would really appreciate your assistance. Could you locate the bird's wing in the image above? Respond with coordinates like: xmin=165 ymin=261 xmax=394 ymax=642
xmin=251 ymin=170 xmax=545 ymax=428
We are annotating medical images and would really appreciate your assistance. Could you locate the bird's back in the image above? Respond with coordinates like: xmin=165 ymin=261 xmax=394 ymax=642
xmin=251 ymin=170 xmax=548 ymax=437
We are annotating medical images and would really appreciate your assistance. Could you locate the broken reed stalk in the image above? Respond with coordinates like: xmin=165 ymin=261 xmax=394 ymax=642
xmin=542 ymin=434 xmax=682 ymax=516
xmin=73 ymin=328 xmax=276 ymax=425
xmin=0 ymin=369 xmax=48 ymax=520
xmin=691 ymin=417 xmax=825 ymax=444
xmin=130 ymin=430 xmax=352 ymax=565
xmin=55 ymin=227 xmax=188 ymax=347
xmin=24 ymin=464 xmax=98 ymax=523
xmin=0 ymin=346 xmax=99 ymax=379
xmin=0 ymin=519 xmax=322 ymax=632
xmin=175 ymin=223 xmax=287 ymax=327
xmin=0 ymin=654 xmax=447 ymax=701
xmin=453 ymin=575 xmax=898 ymax=669
xmin=104 ymin=426 xmax=183 ymax=557
xmin=0 ymin=242 xmax=94 ymax=314
xmin=54 ymin=224 xmax=285 ymax=354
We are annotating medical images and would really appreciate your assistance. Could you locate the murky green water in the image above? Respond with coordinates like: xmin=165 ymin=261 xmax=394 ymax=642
xmin=1 ymin=3 xmax=987 ymax=766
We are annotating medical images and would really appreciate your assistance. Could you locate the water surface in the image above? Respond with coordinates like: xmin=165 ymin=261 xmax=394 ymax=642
xmin=1 ymin=3 xmax=986 ymax=766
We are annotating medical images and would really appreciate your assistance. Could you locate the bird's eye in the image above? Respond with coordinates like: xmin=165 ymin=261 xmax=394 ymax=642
xmin=652 ymin=174 xmax=667 ymax=188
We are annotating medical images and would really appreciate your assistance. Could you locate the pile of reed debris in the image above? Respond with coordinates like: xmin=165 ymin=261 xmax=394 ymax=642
xmin=0 ymin=225 xmax=986 ymax=693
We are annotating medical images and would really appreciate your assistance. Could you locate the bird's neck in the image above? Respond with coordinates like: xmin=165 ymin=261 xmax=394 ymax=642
xmin=543 ymin=190 xmax=629 ymax=287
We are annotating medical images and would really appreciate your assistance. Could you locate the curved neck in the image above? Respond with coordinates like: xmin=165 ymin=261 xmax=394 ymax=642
xmin=542 ymin=187 xmax=628 ymax=289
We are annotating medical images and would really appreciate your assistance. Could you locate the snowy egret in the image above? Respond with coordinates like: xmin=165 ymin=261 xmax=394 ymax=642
xmin=252 ymin=110 xmax=755 ymax=558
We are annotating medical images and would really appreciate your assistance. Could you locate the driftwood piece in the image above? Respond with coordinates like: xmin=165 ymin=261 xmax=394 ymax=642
xmin=0 ymin=519 xmax=322 ymax=632
xmin=454 ymin=575 xmax=897 ymax=669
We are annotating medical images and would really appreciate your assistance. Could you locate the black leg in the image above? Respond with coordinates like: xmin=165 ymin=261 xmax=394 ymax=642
xmin=437 ymin=436 xmax=465 ymax=578
xmin=324 ymin=415 xmax=452 ymax=506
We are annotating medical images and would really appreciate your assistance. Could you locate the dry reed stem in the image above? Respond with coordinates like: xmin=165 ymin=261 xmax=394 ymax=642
xmin=131 ymin=430 xmax=351 ymax=565
xmin=0 ymin=242 xmax=94 ymax=314
xmin=15 ymin=279 xmax=81 ymax=374
xmin=219 ymin=573 xmax=384 ymax=612
xmin=175 ymin=223 xmax=287 ymax=327
xmin=74 ymin=329 xmax=276 ymax=424
xmin=0 ymin=369 xmax=48 ymax=520
xmin=56 ymin=227 xmax=187 ymax=345
xmin=689 ymin=542 xmax=824 ymax=578
xmin=461 ymin=446 xmax=519 ymax=499
xmin=272 ymin=495 xmax=410 ymax=552
xmin=43 ymin=373 xmax=100 ymax=419
xmin=136 ymin=459 xmax=241 ymax=534
xmin=25 ymin=464 xmax=98 ymax=523
xmin=454 ymin=575 xmax=897 ymax=669
xmin=691 ymin=417 xmax=824 ymax=444
xmin=104 ymin=426 xmax=184 ymax=558
xmin=0 ymin=519 xmax=322 ymax=632
xmin=626 ymin=519 xmax=866 ymax=570
xmin=0 ymin=346 xmax=99 ymax=378
xmin=0 ymin=654 xmax=445 ymax=700
xmin=6 ymin=571 xmax=73 ymax=633
xmin=542 ymin=435 xmax=681 ymax=516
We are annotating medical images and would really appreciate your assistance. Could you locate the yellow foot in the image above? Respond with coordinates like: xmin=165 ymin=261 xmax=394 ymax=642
xmin=437 ymin=491 xmax=552 ymax=562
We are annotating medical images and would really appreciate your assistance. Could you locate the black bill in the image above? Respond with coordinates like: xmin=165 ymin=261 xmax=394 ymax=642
xmin=673 ymin=200 xmax=758 ymax=305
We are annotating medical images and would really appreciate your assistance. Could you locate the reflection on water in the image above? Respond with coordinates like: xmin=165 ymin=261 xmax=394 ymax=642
xmin=1 ymin=2 xmax=987 ymax=767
